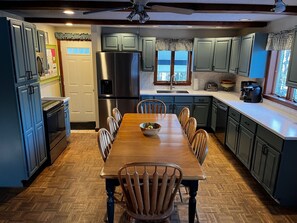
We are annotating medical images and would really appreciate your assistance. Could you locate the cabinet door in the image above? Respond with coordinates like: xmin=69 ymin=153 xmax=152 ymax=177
xmin=211 ymin=104 xmax=217 ymax=132
xmin=23 ymin=22 xmax=38 ymax=80
xmin=10 ymin=19 xmax=28 ymax=83
xmin=237 ymin=126 xmax=254 ymax=169
xmin=193 ymin=38 xmax=215 ymax=71
xmin=229 ymin=37 xmax=241 ymax=74
xmin=37 ymin=30 xmax=48 ymax=74
xmin=18 ymin=85 xmax=39 ymax=177
xmin=142 ymin=37 xmax=156 ymax=71
xmin=251 ymin=137 xmax=266 ymax=182
xmin=287 ymin=29 xmax=297 ymax=88
xmin=174 ymin=103 xmax=192 ymax=117
xmin=102 ymin=34 xmax=121 ymax=51
xmin=192 ymin=103 xmax=210 ymax=127
xmin=238 ymin=34 xmax=254 ymax=77
xmin=31 ymin=83 xmax=47 ymax=165
xmin=213 ymin=38 xmax=231 ymax=72
xmin=121 ymin=33 xmax=138 ymax=51
xmin=225 ymin=117 xmax=239 ymax=154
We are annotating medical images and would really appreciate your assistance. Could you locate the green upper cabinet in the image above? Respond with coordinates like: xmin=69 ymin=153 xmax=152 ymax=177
xmin=9 ymin=19 xmax=38 ymax=83
xmin=141 ymin=37 xmax=156 ymax=72
xmin=229 ymin=37 xmax=241 ymax=74
xmin=237 ymin=33 xmax=268 ymax=78
xmin=102 ymin=33 xmax=139 ymax=51
xmin=193 ymin=37 xmax=231 ymax=72
xmin=213 ymin=38 xmax=231 ymax=72
xmin=286 ymin=29 xmax=297 ymax=88
xmin=192 ymin=38 xmax=215 ymax=71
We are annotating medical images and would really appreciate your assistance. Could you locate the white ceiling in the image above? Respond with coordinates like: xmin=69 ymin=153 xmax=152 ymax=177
xmin=1 ymin=0 xmax=297 ymax=28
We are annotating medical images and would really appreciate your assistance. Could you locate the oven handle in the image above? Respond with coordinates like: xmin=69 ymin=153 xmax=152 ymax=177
xmin=46 ymin=104 xmax=64 ymax=118
xmin=217 ymin=103 xmax=228 ymax=111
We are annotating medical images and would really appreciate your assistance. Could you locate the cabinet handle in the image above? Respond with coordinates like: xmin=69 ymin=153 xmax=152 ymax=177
xmin=262 ymin=144 xmax=268 ymax=155
xmin=28 ymin=85 xmax=34 ymax=94
xmin=231 ymin=113 xmax=235 ymax=117
xmin=26 ymin=71 xmax=32 ymax=80
xmin=244 ymin=121 xmax=250 ymax=126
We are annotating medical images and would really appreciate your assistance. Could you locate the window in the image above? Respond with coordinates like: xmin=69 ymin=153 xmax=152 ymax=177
xmin=154 ymin=50 xmax=191 ymax=85
xmin=67 ymin=47 xmax=90 ymax=55
xmin=265 ymin=50 xmax=297 ymax=109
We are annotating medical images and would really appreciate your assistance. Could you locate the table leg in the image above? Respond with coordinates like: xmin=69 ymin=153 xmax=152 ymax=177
xmin=106 ymin=179 xmax=116 ymax=223
xmin=182 ymin=180 xmax=199 ymax=223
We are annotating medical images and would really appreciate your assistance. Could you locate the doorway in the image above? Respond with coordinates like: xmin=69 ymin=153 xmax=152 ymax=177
xmin=60 ymin=41 xmax=95 ymax=126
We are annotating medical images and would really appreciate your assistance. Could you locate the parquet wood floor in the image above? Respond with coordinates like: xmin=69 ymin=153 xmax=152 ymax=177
xmin=0 ymin=131 xmax=297 ymax=223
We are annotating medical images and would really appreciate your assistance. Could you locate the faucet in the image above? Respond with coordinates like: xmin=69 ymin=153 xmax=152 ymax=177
xmin=169 ymin=74 xmax=175 ymax=90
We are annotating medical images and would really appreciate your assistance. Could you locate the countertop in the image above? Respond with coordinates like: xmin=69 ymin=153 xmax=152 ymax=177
xmin=140 ymin=89 xmax=297 ymax=140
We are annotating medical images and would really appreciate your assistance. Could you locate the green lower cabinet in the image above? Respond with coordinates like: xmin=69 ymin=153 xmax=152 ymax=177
xmin=174 ymin=103 xmax=192 ymax=117
xmin=210 ymin=102 xmax=217 ymax=132
xmin=225 ymin=117 xmax=239 ymax=154
xmin=154 ymin=96 xmax=174 ymax=113
xmin=237 ymin=126 xmax=254 ymax=169
xmin=251 ymin=137 xmax=280 ymax=195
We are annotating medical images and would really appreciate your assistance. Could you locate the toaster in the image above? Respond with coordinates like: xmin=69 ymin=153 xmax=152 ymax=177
xmin=204 ymin=82 xmax=218 ymax=91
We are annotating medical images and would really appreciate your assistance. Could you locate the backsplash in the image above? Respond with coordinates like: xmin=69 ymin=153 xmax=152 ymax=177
xmin=140 ymin=71 xmax=260 ymax=93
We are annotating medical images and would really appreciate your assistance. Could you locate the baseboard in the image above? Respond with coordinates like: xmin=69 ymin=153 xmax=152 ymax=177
xmin=70 ymin=122 xmax=96 ymax=130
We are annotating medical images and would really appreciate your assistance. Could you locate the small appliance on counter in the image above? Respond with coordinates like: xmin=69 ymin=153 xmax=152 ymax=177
xmin=220 ymin=80 xmax=235 ymax=91
xmin=240 ymin=81 xmax=257 ymax=100
xmin=241 ymin=82 xmax=263 ymax=103
xmin=204 ymin=82 xmax=218 ymax=91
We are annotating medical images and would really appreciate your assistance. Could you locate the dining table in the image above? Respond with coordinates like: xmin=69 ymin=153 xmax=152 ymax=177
xmin=100 ymin=113 xmax=206 ymax=223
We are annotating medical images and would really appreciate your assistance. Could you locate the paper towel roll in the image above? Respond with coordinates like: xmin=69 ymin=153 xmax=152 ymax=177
xmin=193 ymin=79 xmax=199 ymax=90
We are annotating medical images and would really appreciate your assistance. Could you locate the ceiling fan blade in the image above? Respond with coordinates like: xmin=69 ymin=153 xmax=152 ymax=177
xmin=83 ymin=7 xmax=130 ymax=15
xmin=150 ymin=5 xmax=194 ymax=15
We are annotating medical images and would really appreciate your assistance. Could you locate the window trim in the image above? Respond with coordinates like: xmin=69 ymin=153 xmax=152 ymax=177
xmin=263 ymin=51 xmax=297 ymax=110
xmin=153 ymin=51 xmax=192 ymax=86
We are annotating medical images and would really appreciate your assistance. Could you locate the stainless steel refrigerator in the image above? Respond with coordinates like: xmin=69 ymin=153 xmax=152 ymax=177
xmin=96 ymin=52 xmax=140 ymax=129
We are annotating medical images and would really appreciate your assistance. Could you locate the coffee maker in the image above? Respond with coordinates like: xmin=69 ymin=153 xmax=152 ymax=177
xmin=240 ymin=81 xmax=257 ymax=100
xmin=241 ymin=82 xmax=263 ymax=103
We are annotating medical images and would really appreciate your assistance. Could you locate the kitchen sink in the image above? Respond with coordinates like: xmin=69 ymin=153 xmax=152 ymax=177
xmin=156 ymin=90 xmax=189 ymax=94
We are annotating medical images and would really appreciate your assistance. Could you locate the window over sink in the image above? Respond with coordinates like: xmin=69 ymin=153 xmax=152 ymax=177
xmin=154 ymin=50 xmax=192 ymax=85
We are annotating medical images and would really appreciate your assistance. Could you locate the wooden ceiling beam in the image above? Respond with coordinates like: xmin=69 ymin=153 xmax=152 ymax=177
xmin=24 ymin=17 xmax=267 ymax=28
xmin=1 ymin=1 xmax=297 ymax=15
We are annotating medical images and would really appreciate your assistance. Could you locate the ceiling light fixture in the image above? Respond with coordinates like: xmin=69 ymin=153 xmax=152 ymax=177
xmin=66 ymin=23 xmax=73 ymax=26
xmin=271 ymin=0 xmax=286 ymax=13
xmin=63 ymin=10 xmax=74 ymax=15
xmin=127 ymin=4 xmax=150 ymax=24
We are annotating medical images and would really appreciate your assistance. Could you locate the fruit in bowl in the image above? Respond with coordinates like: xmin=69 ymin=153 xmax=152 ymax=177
xmin=140 ymin=122 xmax=161 ymax=136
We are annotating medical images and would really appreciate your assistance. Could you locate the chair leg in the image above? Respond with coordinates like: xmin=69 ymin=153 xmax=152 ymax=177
xmin=178 ymin=188 xmax=184 ymax=203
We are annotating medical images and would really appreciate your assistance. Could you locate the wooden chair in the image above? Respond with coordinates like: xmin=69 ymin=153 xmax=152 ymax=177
xmin=112 ymin=107 xmax=122 ymax=125
xmin=178 ymin=107 xmax=190 ymax=129
xmin=97 ymin=128 xmax=113 ymax=162
xmin=191 ymin=129 xmax=209 ymax=165
xmin=184 ymin=117 xmax=197 ymax=144
xmin=107 ymin=116 xmax=119 ymax=140
xmin=118 ymin=162 xmax=183 ymax=222
xmin=137 ymin=99 xmax=166 ymax=114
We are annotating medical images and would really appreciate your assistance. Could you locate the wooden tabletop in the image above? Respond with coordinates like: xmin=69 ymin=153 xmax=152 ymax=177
xmin=100 ymin=113 xmax=206 ymax=181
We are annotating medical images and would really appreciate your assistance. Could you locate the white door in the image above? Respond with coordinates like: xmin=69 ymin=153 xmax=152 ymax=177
xmin=61 ymin=41 xmax=95 ymax=122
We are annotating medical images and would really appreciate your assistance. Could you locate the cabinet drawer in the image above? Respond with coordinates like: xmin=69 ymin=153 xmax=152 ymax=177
xmin=257 ymin=125 xmax=283 ymax=152
xmin=228 ymin=107 xmax=240 ymax=122
xmin=154 ymin=96 xmax=174 ymax=103
xmin=194 ymin=96 xmax=211 ymax=103
xmin=141 ymin=95 xmax=153 ymax=100
xmin=175 ymin=96 xmax=193 ymax=103
xmin=240 ymin=115 xmax=256 ymax=133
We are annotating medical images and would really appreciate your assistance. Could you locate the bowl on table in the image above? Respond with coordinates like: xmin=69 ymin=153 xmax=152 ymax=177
xmin=139 ymin=122 xmax=161 ymax=136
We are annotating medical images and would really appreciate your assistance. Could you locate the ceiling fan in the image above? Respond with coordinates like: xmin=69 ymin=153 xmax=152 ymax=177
xmin=83 ymin=0 xmax=194 ymax=24
xmin=271 ymin=0 xmax=286 ymax=13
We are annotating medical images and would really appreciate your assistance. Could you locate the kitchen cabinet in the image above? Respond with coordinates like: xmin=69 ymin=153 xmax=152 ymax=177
xmin=10 ymin=19 xmax=38 ymax=83
xmin=36 ymin=30 xmax=48 ymax=74
xmin=229 ymin=37 xmax=241 ymax=74
xmin=226 ymin=108 xmax=256 ymax=168
xmin=141 ymin=37 xmax=156 ymax=72
xmin=0 ymin=18 xmax=47 ymax=187
xmin=210 ymin=98 xmax=217 ymax=132
xmin=251 ymin=136 xmax=280 ymax=195
xmin=192 ymin=97 xmax=211 ymax=127
xmin=236 ymin=33 xmax=268 ymax=78
xmin=102 ymin=33 xmax=139 ymax=51
xmin=174 ymin=96 xmax=193 ymax=118
xmin=18 ymin=83 xmax=47 ymax=176
xmin=286 ymin=29 xmax=297 ymax=88
xmin=192 ymin=37 xmax=231 ymax=72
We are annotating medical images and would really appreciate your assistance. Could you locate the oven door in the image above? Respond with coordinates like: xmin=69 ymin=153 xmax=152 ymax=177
xmin=46 ymin=104 xmax=66 ymax=149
